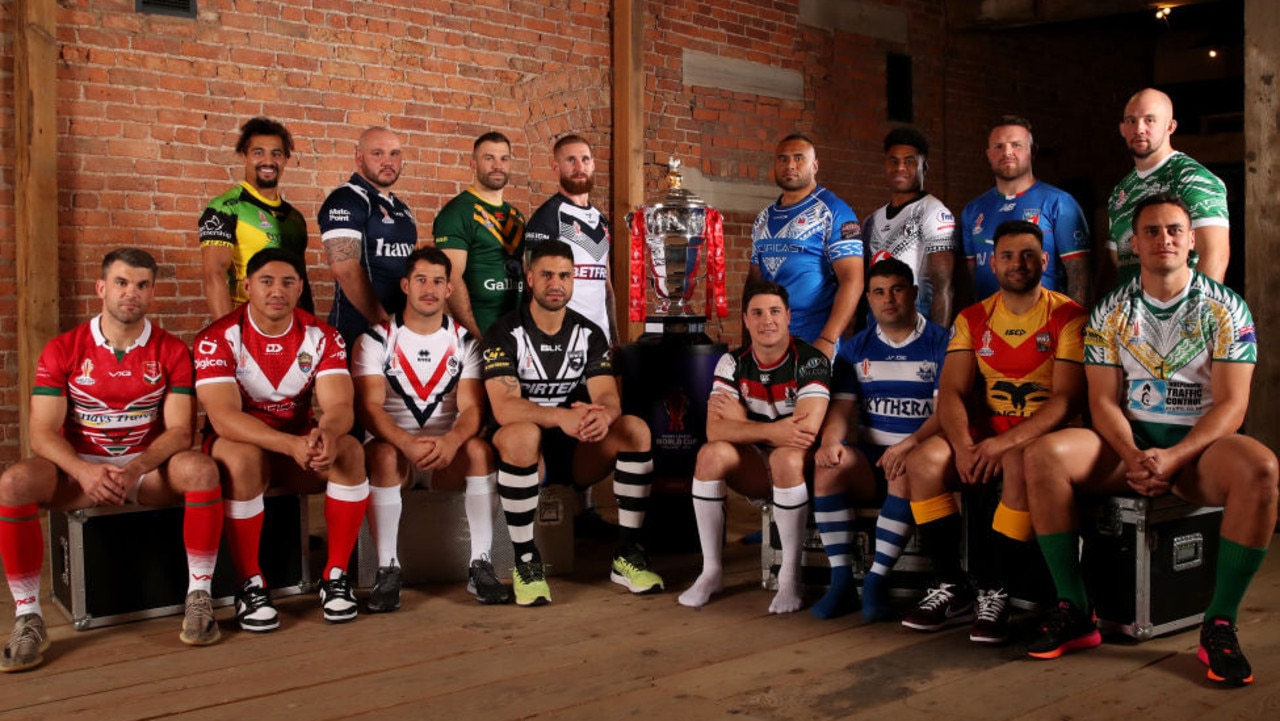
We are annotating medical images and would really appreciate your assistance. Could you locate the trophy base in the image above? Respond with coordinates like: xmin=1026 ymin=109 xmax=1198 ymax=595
xmin=642 ymin=314 xmax=708 ymax=340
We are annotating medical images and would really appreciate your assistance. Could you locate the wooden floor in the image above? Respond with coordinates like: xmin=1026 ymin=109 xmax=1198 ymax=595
xmin=2 ymin=497 xmax=1278 ymax=721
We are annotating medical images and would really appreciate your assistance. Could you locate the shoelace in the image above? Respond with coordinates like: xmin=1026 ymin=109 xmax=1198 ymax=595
xmin=1204 ymin=621 xmax=1242 ymax=655
xmin=1037 ymin=603 xmax=1074 ymax=634
xmin=917 ymin=585 xmax=957 ymax=611
xmin=976 ymin=590 xmax=1008 ymax=622
xmin=7 ymin=621 xmax=41 ymax=652
xmin=325 ymin=577 xmax=352 ymax=596
xmin=239 ymin=585 xmax=271 ymax=610
xmin=473 ymin=561 xmax=501 ymax=586
xmin=517 ymin=562 xmax=546 ymax=582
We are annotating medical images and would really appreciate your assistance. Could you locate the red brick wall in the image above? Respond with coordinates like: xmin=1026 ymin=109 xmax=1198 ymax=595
xmin=0 ymin=1 xmax=1172 ymax=463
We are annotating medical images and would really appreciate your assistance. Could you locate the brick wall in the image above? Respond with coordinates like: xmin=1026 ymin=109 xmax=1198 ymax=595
xmin=0 ymin=0 xmax=1174 ymax=463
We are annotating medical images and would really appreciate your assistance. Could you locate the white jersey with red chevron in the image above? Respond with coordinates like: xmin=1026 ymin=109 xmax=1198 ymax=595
xmin=194 ymin=305 xmax=348 ymax=434
xmin=351 ymin=314 xmax=482 ymax=436
xmin=34 ymin=316 xmax=194 ymax=459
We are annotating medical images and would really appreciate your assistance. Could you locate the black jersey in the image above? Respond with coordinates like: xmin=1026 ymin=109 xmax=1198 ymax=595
xmin=525 ymin=192 xmax=612 ymax=338
xmin=480 ymin=305 xmax=613 ymax=408
xmin=711 ymin=338 xmax=831 ymax=424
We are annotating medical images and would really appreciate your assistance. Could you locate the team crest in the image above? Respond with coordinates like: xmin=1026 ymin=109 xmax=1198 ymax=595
xmin=296 ymin=350 xmax=314 ymax=374
xmin=917 ymin=363 xmax=935 ymax=383
xmin=568 ymin=351 xmax=585 ymax=372
xmin=1023 ymin=210 xmax=1042 ymax=225
xmin=762 ymin=256 xmax=786 ymax=275
xmin=76 ymin=359 xmax=95 ymax=386
xmin=143 ymin=361 xmax=161 ymax=385
xmin=1035 ymin=332 xmax=1051 ymax=353
xmin=447 ymin=355 xmax=461 ymax=376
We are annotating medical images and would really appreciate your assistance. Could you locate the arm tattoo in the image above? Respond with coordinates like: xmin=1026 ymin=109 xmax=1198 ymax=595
xmin=324 ymin=236 xmax=363 ymax=264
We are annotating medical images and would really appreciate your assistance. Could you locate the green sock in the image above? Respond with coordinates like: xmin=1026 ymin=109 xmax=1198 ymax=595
xmin=1037 ymin=531 xmax=1089 ymax=611
xmin=1203 ymin=538 xmax=1267 ymax=623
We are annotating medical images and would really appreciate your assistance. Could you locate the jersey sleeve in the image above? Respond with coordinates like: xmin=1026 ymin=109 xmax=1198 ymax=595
xmin=923 ymin=200 xmax=958 ymax=255
xmin=794 ymin=344 xmax=832 ymax=402
xmin=1209 ymin=287 xmax=1257 ymax=363
xmin=317 ymin=326 xmax=351 ymax=377
xmin=711 ymin=352 xmax=740 ymax=400
xmin=161 ymin=334 xmax=196 ymax=395
xmin=193 ymin=327 xmax=238 ymax=387
xmin=1053 ymin=305 xmax=1087 ymax=364
xmin=948 ymin=309 xmax=976 ymax=354
xmin=960 ymin=202 xmax=980 ymax=261
xmin=1179 ymin=164 xmax=1230 ymax=229
xmin=1051 ymin=194 xmax=1091 ymax=260
xmin=583 ymin=324 xmax=615 ymax=378
xmin=480 ymin=327 xmax=517 ymax=380
xmin=198 ymin=204 xmax=237 ymax=249
xmin=830 ymin=347 xmax=859 ymax=402
xmin=431 ymin=196 xmax=474 ymax=252
xmin=824 ymin=200 xmax=863 ymax=263
xmin=350 ymin=328 xmax=386 ymax=378
xmin=318 ymin=186 xmax=369 ymax=244
xmin=32 ymin=335 xmax=72 ymax=396
xmin=523 ymin=202 xmax=558 ymax=246
xmin=459 ymin=336 xmax=484 ymax=380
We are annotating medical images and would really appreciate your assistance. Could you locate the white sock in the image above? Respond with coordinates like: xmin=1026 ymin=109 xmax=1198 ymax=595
xmin=7 ymin=572 xmax=41 ymax=619
xmin=367 ymin=485 xmax=402 ymax=568
xmin=464 ymin=474 xmax=497 ymax=562
xmin=770 ymin=484 xmax=809 ymax=614
xmin=186 ymin=551 xmax=217 ymax=595
xmin=678 ymin=478 xmax=727 ymax=608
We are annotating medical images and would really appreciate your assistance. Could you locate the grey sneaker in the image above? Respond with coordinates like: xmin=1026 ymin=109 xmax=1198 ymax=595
xmin=467 ymin=556 xmax=513 ymax=605
xmin=366 ymin=565 xmax=403 ymax=613
xmin=180 ymin=590 xmax=222 ymax=646
xmin=0 ymin=614 xmax=50 ymax=673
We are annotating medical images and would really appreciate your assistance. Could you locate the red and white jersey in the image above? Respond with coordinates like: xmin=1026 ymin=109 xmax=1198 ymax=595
xmin=34 ymin=317 xmax=194 ymax=459
xmin=352 ymin=315 xmax=481 ymax=436
xmin=194 ymin=306 xmax=349 ymax=434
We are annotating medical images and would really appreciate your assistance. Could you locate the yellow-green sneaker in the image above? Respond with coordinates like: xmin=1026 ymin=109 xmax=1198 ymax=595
xmin=610 ymin=548 xmax=665 ymax=594
xmin=512 ymin=561 xmax=552 ymax=607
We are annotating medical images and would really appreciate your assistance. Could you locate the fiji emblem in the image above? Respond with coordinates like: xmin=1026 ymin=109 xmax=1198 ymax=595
xmin=296 ymin=350 xmax=314 ymax=374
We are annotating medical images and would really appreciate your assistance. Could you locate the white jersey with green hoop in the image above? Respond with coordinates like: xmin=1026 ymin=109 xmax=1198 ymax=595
xmin=1084 ymin=273 xmax=1255 ymax=449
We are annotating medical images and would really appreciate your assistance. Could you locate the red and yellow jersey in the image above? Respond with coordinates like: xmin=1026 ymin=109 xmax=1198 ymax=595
xmin=949 ymin=289 xmax=1085 ymax=430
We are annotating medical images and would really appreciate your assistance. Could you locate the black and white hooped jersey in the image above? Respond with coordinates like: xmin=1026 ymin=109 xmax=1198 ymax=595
xmin=352 ymin=314 xmax=481 ymax=436
xmin=480 ymin=305 xmax=613 ymax=408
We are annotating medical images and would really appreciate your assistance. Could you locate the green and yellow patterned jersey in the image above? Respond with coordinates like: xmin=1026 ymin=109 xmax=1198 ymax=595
xmin=1085 ymin=273 xmax=1255 ymax=449
xmin=432 ymin=189 xmax=526 ymax=335
xmin=198 ymin=181 xmax=312 ymax=311
xmin=1107 ymin=152 xmax=1228 ymax=275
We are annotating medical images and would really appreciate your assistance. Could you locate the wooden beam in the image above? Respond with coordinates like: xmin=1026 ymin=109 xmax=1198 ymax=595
xmin=1244 ymin=0 xmax=1280 ymax=450
xmin=611 ymin=0 xmax=644 ymax=343
xmin=14 ymin=0 xmax=60 ymax=456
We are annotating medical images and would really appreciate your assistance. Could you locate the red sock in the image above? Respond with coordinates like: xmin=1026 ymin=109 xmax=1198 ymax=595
xmin=225 ymin=507 xmax=264 ymax=585
xmin=0 ymin=504 xmax=43 ymax=610
xmin=324 ymin=485 xmax=369 ymax=579
xmin=183 ymin=488 xmax=223 ymax=590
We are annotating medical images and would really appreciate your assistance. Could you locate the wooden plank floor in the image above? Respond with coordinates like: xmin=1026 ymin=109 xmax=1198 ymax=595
xmin=1 ymin=496 xmax=1277 ymax=721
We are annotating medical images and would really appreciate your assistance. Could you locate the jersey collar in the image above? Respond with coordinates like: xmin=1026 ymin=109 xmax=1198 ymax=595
xmin=239 ymin=181 xmax=284 ymax=208
xmin=874 ymin=312 xmax=927 ymax=348
xmin=1134 ymin=151 xmax=1181 ymax=180
xmin=350 ymin=172 xmax=397 ymax=203
xmin=90 ymin=315 xmax=152 ymax=353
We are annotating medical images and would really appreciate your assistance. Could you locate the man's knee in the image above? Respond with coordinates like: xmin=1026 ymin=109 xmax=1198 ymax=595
xmin=695 ymin=441 xmax=737 ymax=478
xmin=611 ymin=414 xmax=651 ymax=451
xmin=462 ymin=437 xmax=495 ymax=473
xmin=0 ymin=460 xmax=54 ymax=506
xmin=768 ymin=448 xmax=806 ymax=488
xmin=168 ymin=451 xmax=220 ymax=493
xmin=493 ymin=423 xmax=542 ymax=465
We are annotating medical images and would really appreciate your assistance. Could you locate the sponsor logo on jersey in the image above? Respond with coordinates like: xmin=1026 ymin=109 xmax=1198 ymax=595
xmin=1036 ymin=332 xmax=1051 ymax=353
xmin=374 ymin=238 xmax=414 ymax=257
xmin=483 ymin=347 xmax=504 ymax=362
xmin=541 ymin=344 xmax=563 ymax=352
xmin=574 ymin=265 xmax=608 ymax=280
xmin=840 ymin=221 xmax=861 ymax=239
xmin=143 ymin=361 xmax=161 ymax=385
xmin=200 ymin=216 xmax=234 ymax=241
xmin=483 ymin=278 xmax=515 ymax=291
xmin=195 ymin=358 xmax=228 ymax=370
xmin=76 ymin=359 xmax=95 ymax=386
xmin=297 ymin=351 xmax=314 ymax=374
xmin=524 ymin=381 xmax=579 ymax=397
xmin=266 ymin=343 xmax=284 ymax=354
xmin=1004 ymin=328 xmax=1027 ymax=337
xmin=870 ymin=249 xmax=894 ymax=266
xmin=418 ymin=348 xmax=431 ymax=363
xmin=999 ymin=202 xmax=1016 ymax=213
xmin=109 ymin=370 xmax=132 ymax=378
xmin=197 ymin=339 xmax=218 ymax=356
xmin=328 ymin=208 xmax=353 ymax=223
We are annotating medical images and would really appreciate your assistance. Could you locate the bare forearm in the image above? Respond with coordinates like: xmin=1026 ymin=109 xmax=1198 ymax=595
xmin=820 ymin=282 xmax=861 ymax=341
xmin=446 ymin=283 xmax=483 ymax=339
xmin=333 ymin=267 xmax=388 ymax=325
xmin=203 ymin=273 xmax=233 ymax=319
xmin=1062 ymin=255 xmax=1091 ymax=307
xmin=707 ymin=417 xmax=779 ymax=446
xmin=123 ymin=427 xmax=194 ymax=477
xmin=206 ymin=410 xmax=302 ymax=456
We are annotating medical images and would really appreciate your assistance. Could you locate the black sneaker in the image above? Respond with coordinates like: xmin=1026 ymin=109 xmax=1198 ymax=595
xmin=319 ymin=573 xmax=358 ymax=623
xmin=1198 ymin=617 xmax=1254 ymax=686
xmin=467 ymin=557 xmax=513 ymax=605
xmin=901 ymin=583 xmax=975 ymax=632
xmin=1026 ymin=600 xmax=1101 ymax=659
xmin=366 ymin=565 xmax=403 ymax=613
xmin=970 ymin=588 xmax=1010 ymax=644
xmin=235 ymin=579 xmax=279 ymax=633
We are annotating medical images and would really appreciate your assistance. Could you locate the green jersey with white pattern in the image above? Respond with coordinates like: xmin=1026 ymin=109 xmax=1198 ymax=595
xmin=1107 ymin=152 xmax=1228 ymax=274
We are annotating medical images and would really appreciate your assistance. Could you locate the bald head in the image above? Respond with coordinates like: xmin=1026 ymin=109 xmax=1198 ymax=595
xmin=355 ymin=126 xmax=403 ymax=189
xmin=1120 ymin=88 xmax=1177 ymax=167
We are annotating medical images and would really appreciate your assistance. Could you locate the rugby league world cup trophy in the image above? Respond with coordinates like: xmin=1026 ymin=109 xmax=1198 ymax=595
xmin=620 ymin=158 xmax=728 ymax=552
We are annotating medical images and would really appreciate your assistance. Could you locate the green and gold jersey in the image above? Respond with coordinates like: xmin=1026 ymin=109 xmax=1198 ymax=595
xmin=433 ymin=189 xmax=526 ymax=335
xmin=1107 ymin=152 xmax=1228 ymax=275
xmin=1085 ymin=273 xmax=1255 ymax=449
xmin=198 ymin=181 xmax=312 ymax=311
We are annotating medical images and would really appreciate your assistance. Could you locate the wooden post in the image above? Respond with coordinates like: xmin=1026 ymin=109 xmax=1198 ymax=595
xmin=14 ymin=0 xmax=60 ymax=456
xmin=612 ymin=0 xmax=644 ymax=343
xmin=1244 ymin=0 xmax=1280 ymax=451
